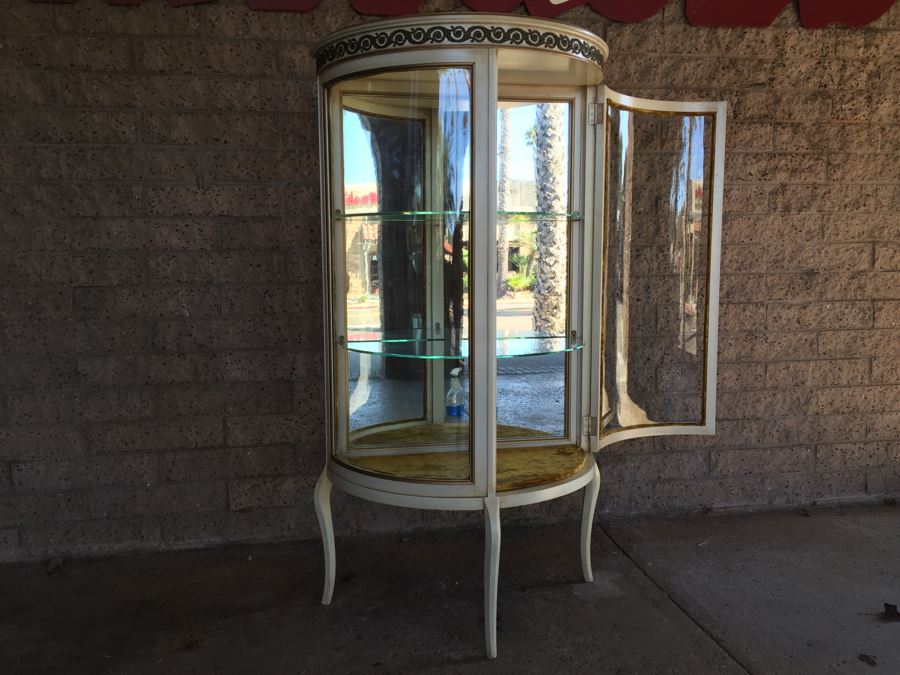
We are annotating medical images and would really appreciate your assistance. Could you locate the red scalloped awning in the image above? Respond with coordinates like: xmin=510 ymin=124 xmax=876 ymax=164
xmin=49 ymin=0 xmax=898 ymax=28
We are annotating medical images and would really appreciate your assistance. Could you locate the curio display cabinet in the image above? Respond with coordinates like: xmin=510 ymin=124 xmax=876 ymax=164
xmin=313 ymin=14 xmax=725 ymax=658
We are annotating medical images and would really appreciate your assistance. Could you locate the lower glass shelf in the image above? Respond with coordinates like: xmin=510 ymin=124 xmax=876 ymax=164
xmin=343 ymin=333 xmax=583 ymax=359
xmin=345 ymin=444 xmax=587 ymax=491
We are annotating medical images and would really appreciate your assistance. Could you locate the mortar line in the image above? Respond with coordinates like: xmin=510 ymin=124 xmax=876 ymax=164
xmin=597 ymin=520 xmax=754 ymax=675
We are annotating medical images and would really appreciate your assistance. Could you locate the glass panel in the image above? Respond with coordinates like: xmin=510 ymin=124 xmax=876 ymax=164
xmin=334 ymin=67 xmax=473 ymax=480
xmin=601 ymin=103 xmax=714 ymax=436
xmin=495 ymin=101 xmax=572 ymax=440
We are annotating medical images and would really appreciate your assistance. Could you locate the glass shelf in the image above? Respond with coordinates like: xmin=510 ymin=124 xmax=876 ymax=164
xmin=342 ymin=333 xmax=583 ymax=359
xmin=335 ymin=210 xmax=581 ymax=222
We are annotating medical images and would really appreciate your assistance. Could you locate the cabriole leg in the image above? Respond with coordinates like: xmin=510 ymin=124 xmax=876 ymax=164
xmin=314 ymin=468 xmax=335 ymax=605
xmin=483 ymin=496 xmax=501 ymax=659
xmin=581 ymin=461 xmax=601 ymax=582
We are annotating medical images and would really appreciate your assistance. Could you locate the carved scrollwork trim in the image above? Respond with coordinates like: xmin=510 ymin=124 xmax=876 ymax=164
xmin=315 ymin=23 xmax=606 ymax=70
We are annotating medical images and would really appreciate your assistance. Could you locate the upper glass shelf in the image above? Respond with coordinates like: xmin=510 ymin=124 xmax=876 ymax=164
xmin=334 ymin=210 xmax=581 ymax=222
xmin=342 ymin=333 xmax=583 ymax=360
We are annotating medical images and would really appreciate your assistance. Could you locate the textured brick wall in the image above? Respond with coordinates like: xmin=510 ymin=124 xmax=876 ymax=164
xmin=0 ymin=0 xmax=898 ymax=562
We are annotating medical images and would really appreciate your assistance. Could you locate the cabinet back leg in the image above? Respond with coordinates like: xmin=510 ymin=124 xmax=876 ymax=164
xmin=483 ymin=496 xmax=501 ymax=659
xmin=581 ymin=462 xmax=601 ymax=583
xmin=314 ymin=469 xmax=336 ymax=605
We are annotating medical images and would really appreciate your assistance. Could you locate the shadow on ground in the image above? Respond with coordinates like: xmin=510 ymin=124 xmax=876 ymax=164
xmin=1 ymin=519 xmax=735 ymax=674
xmin=1 ymin=504 xmax=897 ymax=674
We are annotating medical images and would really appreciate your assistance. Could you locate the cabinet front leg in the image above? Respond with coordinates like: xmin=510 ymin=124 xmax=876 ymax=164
xmin=483 ymin=496 xmax=501 ymax=659
xmin=581 ymin=461 xmax=601 ymax=582
xmin=314 ymin=468 xmax=335 ymax=605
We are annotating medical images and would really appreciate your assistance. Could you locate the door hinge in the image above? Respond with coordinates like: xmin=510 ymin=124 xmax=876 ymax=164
xmin=582 ymin=415 xmax=598 ymax=437
xmin=587 ymin=102 xmax=600 ymax=126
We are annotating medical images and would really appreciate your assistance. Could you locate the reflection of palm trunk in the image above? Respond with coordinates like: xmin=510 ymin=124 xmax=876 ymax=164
xmin=532 ymin=103 xmax=566 ymax=336
xmin=497 ymin=108 xmax=511 ymax=298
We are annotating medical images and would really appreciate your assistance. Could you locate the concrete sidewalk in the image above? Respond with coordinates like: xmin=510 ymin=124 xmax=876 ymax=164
xmin=604 ymin=503 xmax=900 ymax=675
xmin=0 ymin=504 xmax=896 ymax=674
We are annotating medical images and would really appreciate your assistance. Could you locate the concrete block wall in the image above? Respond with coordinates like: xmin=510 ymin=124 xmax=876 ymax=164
xmin=0 ymin=0 xmax=898 ymax=562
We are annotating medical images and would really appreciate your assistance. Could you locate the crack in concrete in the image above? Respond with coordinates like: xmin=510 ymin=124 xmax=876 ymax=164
xmin=598 ymin=519 xmax=754 ymax=675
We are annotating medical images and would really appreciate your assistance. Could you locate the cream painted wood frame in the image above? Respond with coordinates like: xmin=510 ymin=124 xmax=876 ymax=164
xmin=593 ymin=88 xmax=727 ymax=451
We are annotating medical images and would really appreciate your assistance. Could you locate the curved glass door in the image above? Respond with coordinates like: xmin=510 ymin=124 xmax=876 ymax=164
xmin=331 ymin=67 xmax=473 ymax=480
xmin=598 ymin=90 xmax=725 ymax=445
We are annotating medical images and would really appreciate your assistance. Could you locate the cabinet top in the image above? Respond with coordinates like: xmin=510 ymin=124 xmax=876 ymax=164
xmin=314 ymin=13 xmax=609 ymax=73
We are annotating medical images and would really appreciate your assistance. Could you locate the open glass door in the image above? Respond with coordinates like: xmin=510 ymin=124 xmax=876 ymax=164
xmin=594 ymin=88 xmax=725 ymax=448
